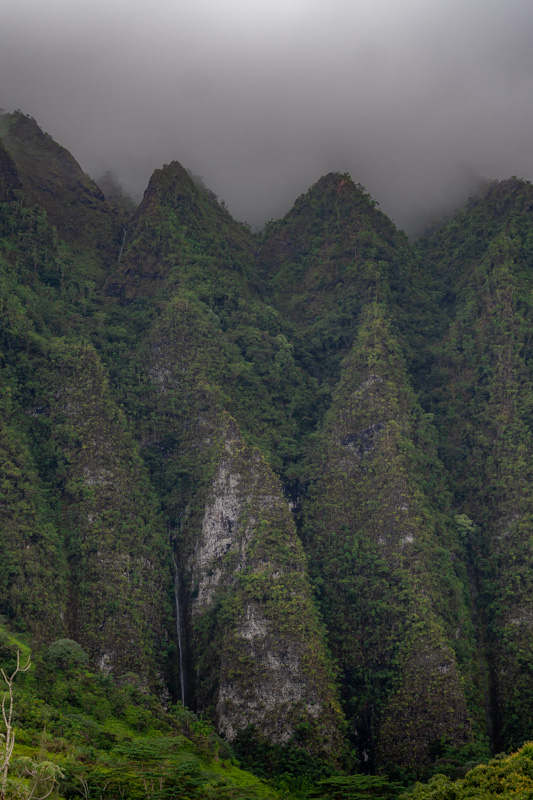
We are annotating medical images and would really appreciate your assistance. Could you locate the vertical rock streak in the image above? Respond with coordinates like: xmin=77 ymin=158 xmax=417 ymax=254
xmin=117 ymin=225 xmax=127 ymax=265
xmin=172 ymin=551 xmax=187 ymax=707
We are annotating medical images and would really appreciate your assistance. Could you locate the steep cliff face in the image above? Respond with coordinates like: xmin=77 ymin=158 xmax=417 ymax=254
xmin=303 ymin=304 xmax=474 ymax=772
xmin=1 ymin=338 xmax=170 ymax=677
xmin=188 ymin=420 xmax=344 ymax=754
xmin=40 ymin=341 xmax=169 ymax=679
xmin=106 ymin=160 xmax=255 ymax=302
xmin=0 ymin=370 xmax=67 ymax=640
xmin=140 ymin=295 xmax=345 ymax=758
xmin=5 ymin=113 xmax=533 ymax=776
xmin=0 ymin=111 xmax=118 ymax=258
xmin=0 ymin=196 xmax=79 ymax=642
xmin=256 ymin=173 xmax=418 ymax=384
xmin=0 ymin=175 xmax=169 ymax=679
xmin=423 ymin=182 xmax=533 ymax=751
xmin=107 ymin=161 xmax=316 ymax=478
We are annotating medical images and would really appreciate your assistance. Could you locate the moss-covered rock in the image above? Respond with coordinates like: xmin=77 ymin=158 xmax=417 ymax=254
xmin=0 ymin=111 xmax=118 ymax=260
xmin=422 ymin=184 xmax=533 ymax=752
xmin=303 ymin=303 xmax=474 ymax=772
xmin=0 ymin=369 xmax=67 ymax=640
xmin=42 ymin=340 xmax=169 ymax=679
xmin=141 ymin=292 xmax=345 ymax=759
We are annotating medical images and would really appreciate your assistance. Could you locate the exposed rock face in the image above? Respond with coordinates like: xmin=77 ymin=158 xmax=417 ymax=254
xmin=217 ymin=601 xmax=323 ymax=742
xmin=142 ymin=298 xmax=345 ymax=758
xmin=186 ymin=422 xmax=343 ymax=752
xmin=192 ymin=434 xmax=245 ymax=613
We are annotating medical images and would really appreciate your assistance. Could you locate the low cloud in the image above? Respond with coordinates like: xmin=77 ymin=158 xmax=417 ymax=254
xmin=2 ymin=0 xmax=533 ymax=233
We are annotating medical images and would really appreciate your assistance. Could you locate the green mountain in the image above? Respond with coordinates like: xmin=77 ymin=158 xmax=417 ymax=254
xmin=303 ymin=303 xmax=474 ymax=772
xmin=420 ymin=179 xmax=533 ymax=753
xmin=2 ymin=110 xmax=533 ymax=797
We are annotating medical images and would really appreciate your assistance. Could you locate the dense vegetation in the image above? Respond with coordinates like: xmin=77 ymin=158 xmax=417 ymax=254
xmin=0 ymin=627 xmax=290 ymax=800
xmin=2 ymin=110 xmax=533 ymax=797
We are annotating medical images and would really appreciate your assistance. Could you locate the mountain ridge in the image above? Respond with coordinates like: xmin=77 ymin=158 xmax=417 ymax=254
xmin=1 ymin=110 xmax=533 ymax=788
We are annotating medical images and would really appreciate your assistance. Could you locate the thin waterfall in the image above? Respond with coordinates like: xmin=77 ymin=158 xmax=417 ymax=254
xmin=117 ymin=226 xmax=127 ymax=266
xmin=172 ymin=552 xmax=186 ymax=706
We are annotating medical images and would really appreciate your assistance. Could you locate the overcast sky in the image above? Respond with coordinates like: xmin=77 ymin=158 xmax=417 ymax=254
xmin=2 ymin=0 xmax=533 ymax=232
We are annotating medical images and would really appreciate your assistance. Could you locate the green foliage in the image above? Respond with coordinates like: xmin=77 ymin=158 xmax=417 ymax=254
xmin=0 ymin=623 xmax=285 ymax=800
xmin=4 ymin=113 xmax=533 ymax=786
xmin=310 ymin=774 xmax=402 ymax=799
xmin=233 ymin=726 xmax=334 ymax=785
xmin=45 ymin=640 xmax=88 ymax=670
xmin=419 ymin=178 xmax=533 ymax=752
xmin=303 ymin=304 xmax=476 ymax=774
xmin=401 ymin=742 xmax=533 ymax=800
xmin=7 ymin=757 xmax=64 ymax=800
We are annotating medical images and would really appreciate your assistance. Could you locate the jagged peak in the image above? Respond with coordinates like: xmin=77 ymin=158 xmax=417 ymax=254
xmin=311 ymin=170 xmax=372 ymax=196
xmin=0 ymin=109 xmax=97 ymax=190
xmin=259 ymin=171 xmax=400 ymax=254
xmin=135 ymin=159 xmax=233 ymax=227
xmin=289 ymin=170 xmax=380 ymax=215
xmin=146 ymin=160 xmax=195 ymax=196
xmin=0 ymin=109 xmax=117 ymax=253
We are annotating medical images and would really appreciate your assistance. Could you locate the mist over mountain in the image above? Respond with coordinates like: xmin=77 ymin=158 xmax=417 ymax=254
xmin=3 ymin=0 xmax=533 ymax=232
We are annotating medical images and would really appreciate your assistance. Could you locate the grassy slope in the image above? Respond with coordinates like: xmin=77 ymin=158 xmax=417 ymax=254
xmin=0 ymin=626 xmax=288 ymax=800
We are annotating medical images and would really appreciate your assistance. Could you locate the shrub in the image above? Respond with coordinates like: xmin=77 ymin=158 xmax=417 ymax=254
xmin=45 ymin=639 xmax=89 ymax=670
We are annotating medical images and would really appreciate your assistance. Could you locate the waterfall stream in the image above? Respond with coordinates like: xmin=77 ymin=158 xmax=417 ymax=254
xmin=172 ymin=552 xmax=186 ymax=706
xmin=117 ymin=226 xmax=127 ymax=266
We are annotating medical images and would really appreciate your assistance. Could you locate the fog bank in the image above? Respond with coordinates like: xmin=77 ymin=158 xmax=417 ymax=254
xmin=2 ymin=0 xmax=533 ymax=232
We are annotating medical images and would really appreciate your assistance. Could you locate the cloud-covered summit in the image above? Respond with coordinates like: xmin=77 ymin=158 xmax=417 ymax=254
xmin=2 ymin=0 xmax=533 ymax=232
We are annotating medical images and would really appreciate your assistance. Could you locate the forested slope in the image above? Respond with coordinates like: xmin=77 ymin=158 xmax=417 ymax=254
xmin=1 ymin=111 xmax=533 ymax=791
xmin=420 ymin=180 xmax=533 ymax=753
